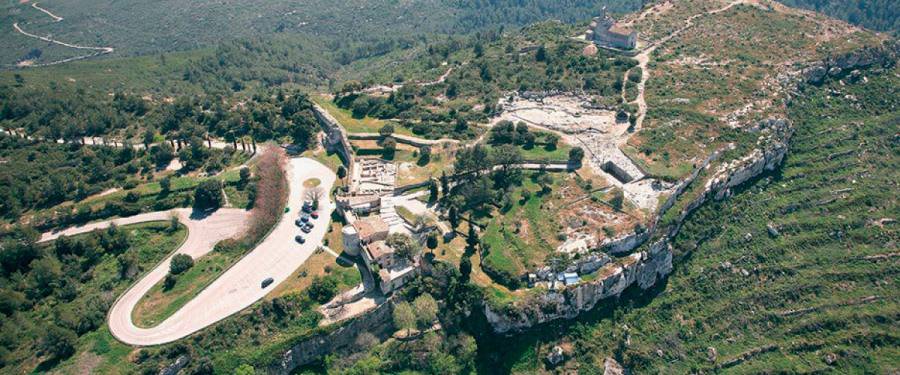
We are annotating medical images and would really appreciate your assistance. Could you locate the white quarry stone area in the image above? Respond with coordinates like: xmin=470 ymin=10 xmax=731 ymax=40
xmin=492 ymin=94 xmax=673 ymax=211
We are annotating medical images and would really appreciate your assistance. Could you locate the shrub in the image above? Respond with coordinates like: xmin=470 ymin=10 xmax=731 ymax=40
xmin=193 ymin=179 xmax=224 ymax=210
xmin=307 ymin=276 xmax=338 ymax=304
xmin=163 ymin=274 xmax=177 ymax=290
xmin=169 ymin=254 xmax=194 ymax=275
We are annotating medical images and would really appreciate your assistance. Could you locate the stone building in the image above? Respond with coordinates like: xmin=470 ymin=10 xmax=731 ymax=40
xmin=361 ymin=240 xmax=417 ymax=295
xmin=588 ymin=8 xmax=637 ymax=50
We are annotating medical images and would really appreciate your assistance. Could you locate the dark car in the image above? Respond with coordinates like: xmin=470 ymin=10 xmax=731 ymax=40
xmin=301 ymin=225 xmax=311 ymax=233
xmin=295 ymin=235 xmax=305 ymax=244
xmin=300 ymin=214 xmax=310 ymax=222
xmin=261 ymin=277 xmax=274 ymax=288
xmin=295 ymin=219 xmax=304 ymax=227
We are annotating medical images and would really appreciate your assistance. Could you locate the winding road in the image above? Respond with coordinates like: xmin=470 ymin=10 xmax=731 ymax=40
xmin=40 ymin=157 xmax=336 ymax=346
xmin=12 ymin=2 xmax=114 ymax=67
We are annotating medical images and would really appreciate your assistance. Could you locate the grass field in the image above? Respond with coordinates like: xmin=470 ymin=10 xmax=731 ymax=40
xmin=132 ymin=250 xmax=233 ymax=328
xmin=312 ymin=95 xmax=414 ymax=136
xmin=480 ymin=177 xmax=562 ymax=277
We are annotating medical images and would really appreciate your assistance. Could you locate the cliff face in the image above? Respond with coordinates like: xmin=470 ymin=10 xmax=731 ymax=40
xmin=263 ymin=298 xmax=396 ymax=375
xmin=486 ymin=240 xmax=673 ymax=333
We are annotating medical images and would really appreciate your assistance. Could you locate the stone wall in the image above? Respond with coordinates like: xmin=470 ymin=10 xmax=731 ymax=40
xmin=312 ymin=104 xmax=353 ymax=169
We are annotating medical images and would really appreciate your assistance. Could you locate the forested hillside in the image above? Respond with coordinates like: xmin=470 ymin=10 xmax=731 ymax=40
xmin=777 ymin=0 xmax=899 ymax=34
xmin=1 ymin=0 xmax=642 ymax=67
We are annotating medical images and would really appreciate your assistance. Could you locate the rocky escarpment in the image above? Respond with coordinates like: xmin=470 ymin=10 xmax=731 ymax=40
xmin=262 ymin=297 xmax=396 ymax=374
xmin=802 ymin=40 xmax=898 ymax=85
xmin=483 ymin=41 xmax=900 ymax=334
xmin=486 ymin=239 xmax=673 ymax=333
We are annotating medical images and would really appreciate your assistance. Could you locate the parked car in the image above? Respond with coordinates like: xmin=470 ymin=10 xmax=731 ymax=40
xmin=310 ymin=211 xmax=319 ymax=219
xmin=295 ymin=219 xmax=304 ymax=227
xmin=305 ymin=222 xmax=314 ymax=229
xmin=300 ymin=214 xmax=310 ymax=222
xmin=295 ymin=235 xmax=305 ymax=244
xmin=301 ymin=226 xmax=311 ymax=234
xmin=261 ymin=277 xmax=274 ymax=288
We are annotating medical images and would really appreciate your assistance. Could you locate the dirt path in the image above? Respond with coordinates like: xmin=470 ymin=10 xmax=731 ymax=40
xmin=12 ymin=3 xmax=114 ymax=67
xmin=628 ymin=0 xmax=748 ymax=131
xmin=31 ymin=2 xmax=63 ymax=22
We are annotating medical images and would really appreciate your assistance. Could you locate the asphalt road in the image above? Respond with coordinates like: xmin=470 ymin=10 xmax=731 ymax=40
xmin=97 ymin=157 xmax=336 ymax=346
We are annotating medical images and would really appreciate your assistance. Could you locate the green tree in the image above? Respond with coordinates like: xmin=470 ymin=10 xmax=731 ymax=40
xmin=142 ymin=128 xmax=156 ymax=149
xmin=163 ymin=273 xmax=177 ymax=290
xmin=448 ymin=206 xmax=460 ymax=230
xmin=440 ymin=171 xmax=450 ymax=196
xmin=535 ymin=45 xmax=547 ymax=62
xmin=537 ymin=173 xmax=553 ymax=194
xmin=387 ymin=233 xmax=421 ymax=260
xmin=152 ymin=143 xmax=175 ymax=168
xmin=382 ymin=137 xmax=397 ymax=159
xmin=418 ymin=145 xmax=432 ymax=165
xmin=608 ymin=187 xmax=625 ymax=211
xmin=569 ymin=146 xmax=585 ymax=165
xmin=239 ymin=167 xmax=251 ymax=186
xmin=40 ymin=325 xmax=77 ymax=360
xmin=426 ymin=231 xmax=439 ymax=250
xmin=465 ymin=219 xmax=479 ymax=256
xmin=167 ymin=215 xmax=180 ymax=233
xmin=159 ymin=176 xmax=172 ymax=195
xmin=459 ymin=256 xmax=472 ymax=283
xmin=429 ymin=181 xmax=439 ymax=202
xmin=307 ymin=276 xmax=338 ymax=303
xmin=545 ymin=133 xmax=559 ymax=150
xmin=337 ymin=165 xmax=347 ymax=180
xmin=29 ymin=256 xmax=62 ymax=297
xmin=393 ymin=301 xmax=416 ymax=336
xmin=170 ymin=254 xmax=194 ymax=275
xmin=234 ymin=364 xmax=256 ymax=375
xmin=379 ymin=123 xmax=395 ymax=137
xmin=193 ymin=179 xmax=224 ymax=210
xmin=413 ymin=293 xmax=438 ymax=328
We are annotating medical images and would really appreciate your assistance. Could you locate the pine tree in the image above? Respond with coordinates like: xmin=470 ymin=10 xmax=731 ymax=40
xmin=449 ymin=206 xmax=459 ymax=230
xmin=440 ymin=172 xmax=450 ymax=196
xmin=465 ymin=217 xmax=478 ymax=256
